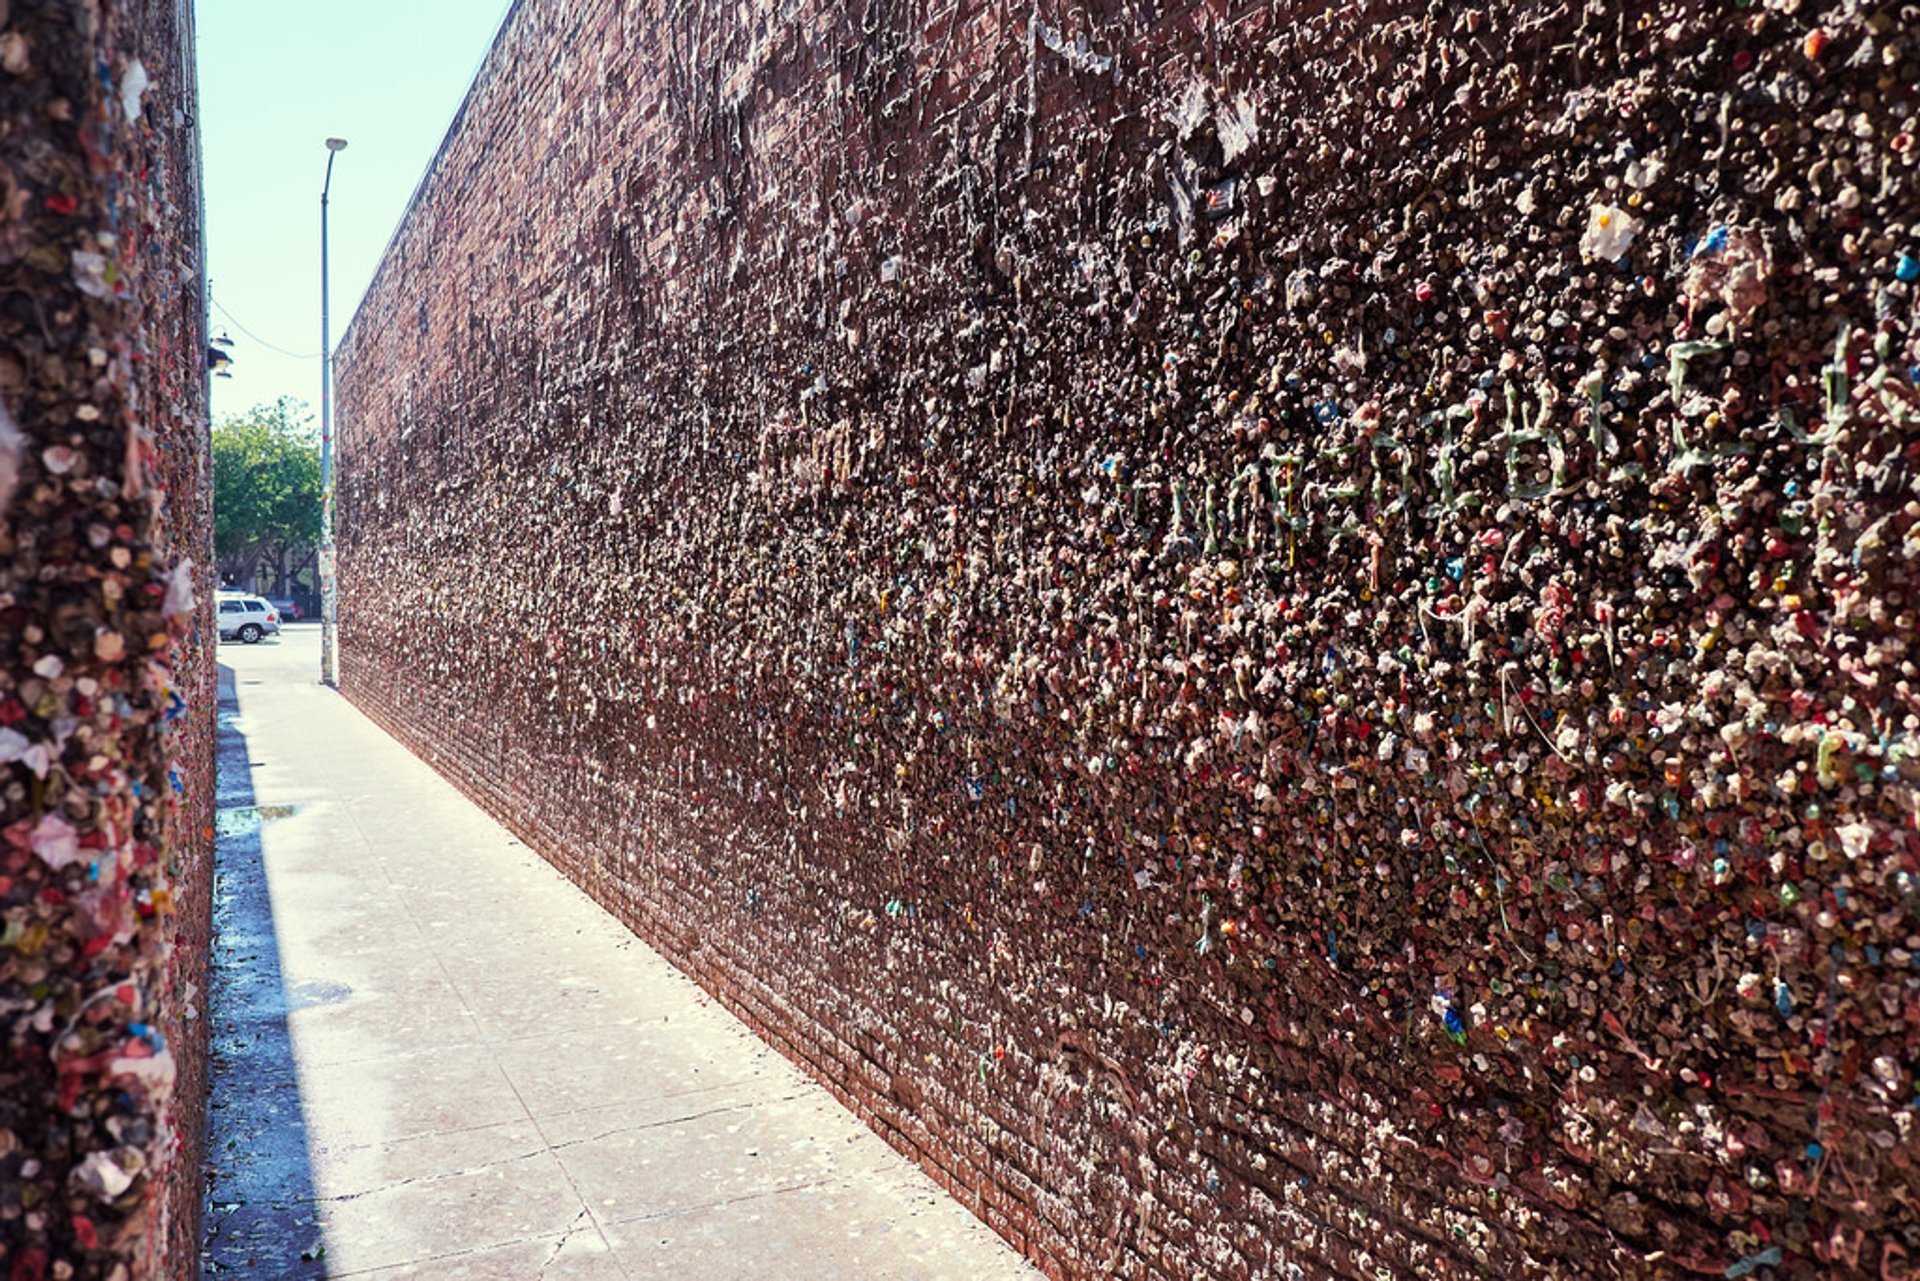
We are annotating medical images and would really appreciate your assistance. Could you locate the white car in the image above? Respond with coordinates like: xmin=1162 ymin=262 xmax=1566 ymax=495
xmin=216 ymin=593 xmax=281 ymax=644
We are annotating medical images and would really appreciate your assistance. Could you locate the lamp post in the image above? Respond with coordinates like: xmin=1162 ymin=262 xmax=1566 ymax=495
xmin=319 ymin=136 xmax=347 ymax=686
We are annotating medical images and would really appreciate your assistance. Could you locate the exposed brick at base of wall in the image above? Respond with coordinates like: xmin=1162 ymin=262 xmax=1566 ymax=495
xmin=337 ymin=0 xmax=1920 ymax=1276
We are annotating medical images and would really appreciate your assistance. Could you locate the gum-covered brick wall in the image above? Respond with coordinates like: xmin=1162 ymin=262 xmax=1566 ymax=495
xmin=1 ymin=2 xmax=213 ymax=1279
xmin=335 ymin=0 xmax=1919 ymax=1275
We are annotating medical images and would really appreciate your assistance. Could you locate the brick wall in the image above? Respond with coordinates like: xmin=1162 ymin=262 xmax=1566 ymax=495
xmin=336 ymin=0 xmax=1919 ymax=1275
xmin=0 ymin=2 xmax=213 ymax=1278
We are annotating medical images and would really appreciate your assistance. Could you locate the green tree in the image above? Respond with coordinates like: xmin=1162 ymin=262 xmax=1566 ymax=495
xmin=213 ymin=397 xmax=321 ymax=593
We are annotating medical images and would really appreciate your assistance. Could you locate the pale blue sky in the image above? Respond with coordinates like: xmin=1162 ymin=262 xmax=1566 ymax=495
xmin=196 ymin=0 xmax=516 ymax=422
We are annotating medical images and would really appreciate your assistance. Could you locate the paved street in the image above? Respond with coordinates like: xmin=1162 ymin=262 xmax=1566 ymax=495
xmin=203 ymin=625 xmax=1032 ymax=1279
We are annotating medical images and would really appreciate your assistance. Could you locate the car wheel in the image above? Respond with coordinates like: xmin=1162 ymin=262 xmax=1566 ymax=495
xmin=239 ymin=624 xmax=263 ymax=644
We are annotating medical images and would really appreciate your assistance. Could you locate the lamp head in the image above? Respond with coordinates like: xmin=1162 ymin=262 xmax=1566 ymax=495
xmin=325 ymin=137 xmax=348 ymax=152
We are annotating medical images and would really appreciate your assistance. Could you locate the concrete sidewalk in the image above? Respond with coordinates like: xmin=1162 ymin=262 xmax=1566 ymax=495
xmin=203 ymin=627 xmax=1033 ymax=1280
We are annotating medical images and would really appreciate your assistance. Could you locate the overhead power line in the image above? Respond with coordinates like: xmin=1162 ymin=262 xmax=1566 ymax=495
xmin=209 ymin=296 xmax=321 ymax=361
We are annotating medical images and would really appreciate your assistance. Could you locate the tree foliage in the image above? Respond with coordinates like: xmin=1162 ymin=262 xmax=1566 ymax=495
xmin=213 ymin=397 xmax=321 ymax=586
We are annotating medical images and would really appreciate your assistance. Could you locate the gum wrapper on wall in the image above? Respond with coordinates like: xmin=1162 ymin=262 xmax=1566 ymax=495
xmin=334 ymin=0 xmax=1918 ymax=1276
xmin=0 ymin=2 xmax=214 ymax=1279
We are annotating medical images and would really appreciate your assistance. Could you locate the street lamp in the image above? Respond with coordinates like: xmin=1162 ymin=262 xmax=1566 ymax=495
xmin=319 ymin=136 xmax=347 ymax=686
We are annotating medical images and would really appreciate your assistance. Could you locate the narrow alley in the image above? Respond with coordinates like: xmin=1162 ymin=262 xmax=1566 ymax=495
xmin=202 ymin=626 xmax=1033 ymax=1279
xmin=9 ymin=1 xmax=1916 ymax=1276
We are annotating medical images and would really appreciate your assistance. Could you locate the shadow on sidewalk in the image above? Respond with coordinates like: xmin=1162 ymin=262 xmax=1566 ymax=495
xmin=201 ymin=662 xmax=329 ymax=1277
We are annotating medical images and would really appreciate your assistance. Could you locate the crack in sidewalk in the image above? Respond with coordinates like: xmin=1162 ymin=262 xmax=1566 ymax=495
xmin=544 ymin=1091 xmax=812 ymax=1153
xmin=539 ymin=1209 xmax=595 ymax=1277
